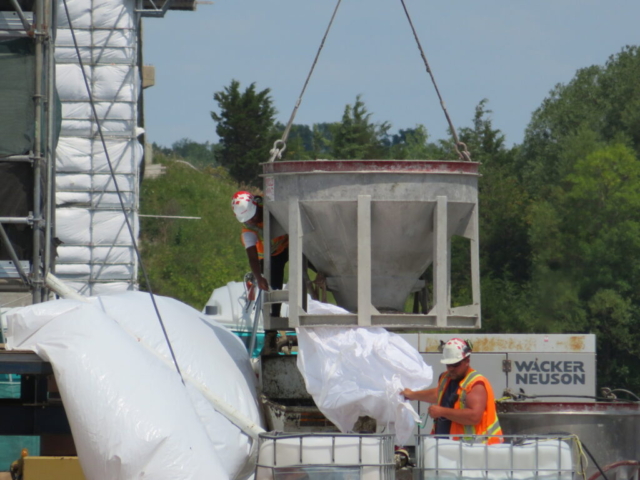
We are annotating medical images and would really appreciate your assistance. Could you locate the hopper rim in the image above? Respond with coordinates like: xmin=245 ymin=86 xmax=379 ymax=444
xmin=262 ymin=159 xmax=480 ymax=176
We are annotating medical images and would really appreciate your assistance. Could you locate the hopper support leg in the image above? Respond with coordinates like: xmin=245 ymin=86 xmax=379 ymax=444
xmin=287 ymin=197 xmax=303 ymax=327
xmin=262 ymin=205 xmax=273 ymax=325
xmin=433 ymin=195 xmax=449 ymax=327
xmin=470 ymin=205 xmax=481 ymax=310
xmin=357 ymin=195 xmax=378 ymax=325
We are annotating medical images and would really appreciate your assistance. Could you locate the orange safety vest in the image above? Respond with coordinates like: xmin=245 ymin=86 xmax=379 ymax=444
xmin=432 ymin=368 xmax=503 ymax=444
xmin=241 ymin=218 xmax=288 ymax=260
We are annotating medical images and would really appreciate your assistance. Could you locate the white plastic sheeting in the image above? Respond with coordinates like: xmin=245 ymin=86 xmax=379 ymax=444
xmin=55 ymin=0 xmax=142 ymax=295
xmin=5 ymin=292 xmax=264 ymax=480
xmin=202 ymin=282 xmax=351 ymax=334
xmin=296 ymin=327 xmax=433 ymax=445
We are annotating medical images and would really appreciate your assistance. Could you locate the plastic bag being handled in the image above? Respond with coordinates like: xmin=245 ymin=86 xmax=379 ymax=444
xmin=297 ymin=327 xmax=433 ymax=446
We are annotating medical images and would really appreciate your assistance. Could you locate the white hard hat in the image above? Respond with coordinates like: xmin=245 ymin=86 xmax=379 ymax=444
xmin=231 ymin=191 xmax=257 ymax=223
xmin=440 ymin=338 xmax=472 ymax=365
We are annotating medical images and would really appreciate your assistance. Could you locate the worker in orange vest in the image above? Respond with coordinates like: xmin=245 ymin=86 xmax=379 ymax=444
xmin=232 ymin=191 xmax=289 ymax=316
xmin=402 ymin=338 xmax=503 ymax=444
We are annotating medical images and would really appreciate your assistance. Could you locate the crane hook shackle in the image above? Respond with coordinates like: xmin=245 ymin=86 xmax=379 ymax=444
xmin=268 ymin=140 xmax=287 ymax=163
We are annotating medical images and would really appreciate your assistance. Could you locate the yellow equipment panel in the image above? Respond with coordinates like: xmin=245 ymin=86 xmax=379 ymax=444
xmin=23 ymin=457 xmax=85 ymax=480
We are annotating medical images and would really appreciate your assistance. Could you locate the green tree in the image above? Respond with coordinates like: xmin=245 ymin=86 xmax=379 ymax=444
xmin=278 ymin=124 xmax=315 ymax=160
xmin=511 ymin=48 xmax=640 ymax=390
xmin=140 ymin=149 xmax=249 ymax=308
xmin=170 ymin=138 xmax=218 ymax=169
xmin=519 ymin=46 xmax=640 ymax=196
xmin=459 ymin=101 xmax=532 ymax=284
xmin=388 ymin=125 xmax=449 ymax=159
xmin=211 ymin=80 xmax=278 ymax=186
xmin=458 ymin=100 xmax=510 ymax=165
xmin=331 ymin=95 xmax=390 ymax=159
xmin=527 ymin=143 xmax=640 ymax=390
xmin=311 ymin=122 xmax=335 ymax=158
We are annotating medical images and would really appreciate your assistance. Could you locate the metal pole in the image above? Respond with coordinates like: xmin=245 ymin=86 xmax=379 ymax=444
xmin=0 ymin=218 xmax=32 ymax=225
xmin=247 ymin=290 xmax=263 ymax=357
xmin=43 ymin=0 xmax=56 ymax=293
xmin=0 ymin=224 xmax=31 ymax=286
xmin=0 ymin=155 xmax=34 ymax=163
xmin=31 ymin=0 xmax=45 ymax=303
xmin=9 ymin=0 xmax=32 ymax=32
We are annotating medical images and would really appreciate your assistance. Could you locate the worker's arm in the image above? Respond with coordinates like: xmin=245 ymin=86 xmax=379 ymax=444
xmin=427 ymin=382 xmax=487 ymax=426
xmin=402 ymin=387 xmax=438 ymax=404
xmin=246 ymin=246 xmax=269 ymax=291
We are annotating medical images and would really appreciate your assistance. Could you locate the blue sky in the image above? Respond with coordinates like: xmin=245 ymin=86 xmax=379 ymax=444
xmin=143 ymin=0 xmax=640 ymax=149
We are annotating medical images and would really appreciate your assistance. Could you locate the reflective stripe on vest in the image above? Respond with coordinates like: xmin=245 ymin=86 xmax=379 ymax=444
xmin=458 ymin=371 xmax=482 ymax=439
xmin=431 ymin=369 xmax=503 ymax=444
xmin=241 ymin=223 xmax=288 ymax=259
xmin=452 ymin=370 xmax=503 ymax=444
xmin=435 ymin=373 xmax=448 ymax=406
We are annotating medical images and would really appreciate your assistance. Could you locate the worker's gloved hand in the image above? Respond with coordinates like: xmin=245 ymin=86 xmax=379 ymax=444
xmin=401 ymin=388 xmax=415 ymax=400
xmin=257 ymin=275 xmax=270 ymax=291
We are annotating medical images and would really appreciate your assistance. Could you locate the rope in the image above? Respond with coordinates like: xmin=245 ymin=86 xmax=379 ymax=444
xmin=0 ymin=294 xmax=32 ymax=309
xmin=268 ymin=0 xmax=343 ymax=162
xmin=568 ymin=434 xmax=589 ymax=480
xmin=399 ymin=0 xmax=472 ymax=162
xmin=61 ymin=0 xmax=186 ymax=386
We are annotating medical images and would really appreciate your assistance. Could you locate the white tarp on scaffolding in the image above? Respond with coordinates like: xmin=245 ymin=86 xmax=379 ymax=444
xmin=5 ymin=292 xmax=263 ymax=480
xmin=296 ymin=327 xmax=433 ymax=445
xmin=55 ymin=0 xmax=142 ymax=295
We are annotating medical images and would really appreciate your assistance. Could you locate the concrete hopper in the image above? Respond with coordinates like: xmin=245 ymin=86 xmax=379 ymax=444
xmin=261 ymin=160 xmax=481 ymax=330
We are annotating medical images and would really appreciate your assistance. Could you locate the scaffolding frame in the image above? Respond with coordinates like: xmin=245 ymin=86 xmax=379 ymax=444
xmin=53 ymin=0 xmax=145 ymax=296
xmin=0 ymin=0 xmax=56 ymax=304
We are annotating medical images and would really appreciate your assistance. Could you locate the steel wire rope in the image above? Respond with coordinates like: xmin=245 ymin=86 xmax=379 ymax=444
xmin=60 ymin=0 xmax=185 ymax=385
xmin=399 ymin=0 xmax=472 ymax=162
xmin=268 ymin=0 xmax=343 ymax=162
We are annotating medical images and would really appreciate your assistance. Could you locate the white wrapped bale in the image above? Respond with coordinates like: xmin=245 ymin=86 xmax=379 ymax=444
xmin=5 ymin=292 xmax=264 ymax=479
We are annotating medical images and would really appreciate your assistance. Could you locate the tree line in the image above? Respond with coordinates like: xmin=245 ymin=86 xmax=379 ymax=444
xmin=152 ymin=46 xmax=640 ymax=393
xmin=209 ymin=80 xmax=461 ymax=187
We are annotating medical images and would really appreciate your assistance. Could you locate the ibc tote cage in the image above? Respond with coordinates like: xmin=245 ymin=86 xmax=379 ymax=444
xmin=255 ymin=432 xmax=396 ymax=480
xmin=415 ymin=434 xmax=580 ymax=480
xmin=0 ymin=0 xmax=57 ymax=304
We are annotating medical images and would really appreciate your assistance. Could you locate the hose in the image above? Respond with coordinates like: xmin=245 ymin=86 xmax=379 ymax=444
xmin=587 ymin=461 xmax=640 ymax=480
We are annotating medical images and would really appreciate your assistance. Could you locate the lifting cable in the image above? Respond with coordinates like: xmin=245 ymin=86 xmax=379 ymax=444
xmin=270 ymin=0 xmax=472 ymax=162
xmin=268 ymin=0 xmax=343 ymax=162
xmin=399 ymin=0 xmax=471 ymax=161
xmin=61 ymin=0 xmax=186 ymax=386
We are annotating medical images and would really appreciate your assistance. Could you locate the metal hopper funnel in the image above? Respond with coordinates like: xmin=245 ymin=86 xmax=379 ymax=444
xmin=262 ymin=160 xmax=481 ymax=330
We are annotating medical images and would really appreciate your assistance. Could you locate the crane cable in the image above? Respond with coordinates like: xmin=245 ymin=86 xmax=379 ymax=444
xmin=270 ymin=0 xmax=472 ymax=163
xmin=268 ymin=0 xmax=343 ymax=162
xmin=399 ymin=0 xmax=471 ymax=162
xmin=61 ymin=0 xmax=186 ymax=386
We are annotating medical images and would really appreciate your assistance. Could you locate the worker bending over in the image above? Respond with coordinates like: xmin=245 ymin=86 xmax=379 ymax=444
xmin=232 ymin=191 xmax=288 ymax=316
xmin=402 ymin=338 xmax=503 ymax=444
